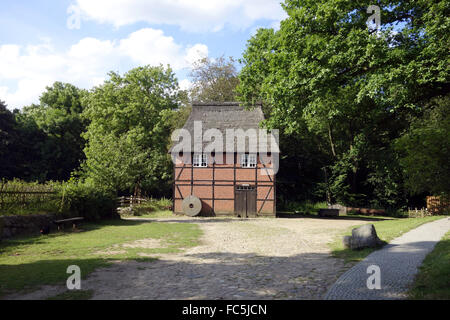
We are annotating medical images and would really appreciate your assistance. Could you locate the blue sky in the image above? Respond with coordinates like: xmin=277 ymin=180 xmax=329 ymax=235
xmin=0 ymin=0 xmax=286 ymax=109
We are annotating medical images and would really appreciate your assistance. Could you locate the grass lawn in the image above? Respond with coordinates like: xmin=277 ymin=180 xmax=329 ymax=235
xmin=408 ymin=231 xmax=450 ymax=300
xmin=330 ymin=216 xmax=445 ymax=263
xmin=0 ymin=219 xmax=201 ymax=297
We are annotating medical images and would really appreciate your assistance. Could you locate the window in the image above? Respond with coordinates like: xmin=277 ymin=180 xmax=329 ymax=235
xmin=241 ymin=154 xmax=257 ymax=168
xmin=193 ymin=154 xmax=208 ymax=167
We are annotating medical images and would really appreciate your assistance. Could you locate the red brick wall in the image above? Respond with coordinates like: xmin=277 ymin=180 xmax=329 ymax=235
xmin=173 ymin=154 xmax=276 ymax=217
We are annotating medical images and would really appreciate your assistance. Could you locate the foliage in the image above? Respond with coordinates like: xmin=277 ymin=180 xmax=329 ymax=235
xmin=395 ymin=97 xmax=450 ymax=196
xmin=278 ymin=201 xmax=327 ymax=215
xmin=120 ymin=198 xmax=173 ymax=217
xmin=238 ymin=0 xmax=450 ymax=208
xmin=0 ymin=100 xmax=20 ymax=179
xmin=82 ymin=65 xmax=184 ymax=197
xmin=189 ymin=56 xmax=240 ymax=102
xmin=0 ymin=179 xmax=117 ymax=221
xmin=0 ymin=179 xmax=62 ymax=216
xmin=60 ymin=179 xmax=118 ymax=221
xmin=1 ymin=83 xmax=88 ymax=182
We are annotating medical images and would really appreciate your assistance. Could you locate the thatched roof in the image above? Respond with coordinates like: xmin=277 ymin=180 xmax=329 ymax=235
xmin=169 ymin=102 xmax=279 ymax=154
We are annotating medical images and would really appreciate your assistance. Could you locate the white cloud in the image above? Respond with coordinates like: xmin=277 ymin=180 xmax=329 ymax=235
xmin=184 ymin=44 xmax=209 ymax=66
xmin=179 ymin=79 xmax=193 ymax=91
xmin=73 ymin=0 xmax=287 ymax=32
xmin=0 ymin=28 xmax=208 ymax=109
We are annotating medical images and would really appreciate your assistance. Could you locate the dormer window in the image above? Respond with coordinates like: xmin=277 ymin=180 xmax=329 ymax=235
xmin=241 ymin=154 xmax=257 ymax=168
xmin=193 ymin=154 xmax=208 ymax=167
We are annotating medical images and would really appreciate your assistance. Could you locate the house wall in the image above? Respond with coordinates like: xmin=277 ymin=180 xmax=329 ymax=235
xmin=173 ymin=153 xmax=276 ymax=217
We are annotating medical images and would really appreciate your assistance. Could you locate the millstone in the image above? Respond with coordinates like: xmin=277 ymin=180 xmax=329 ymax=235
xmin=182 ymin=196 xmax=202 ymax=217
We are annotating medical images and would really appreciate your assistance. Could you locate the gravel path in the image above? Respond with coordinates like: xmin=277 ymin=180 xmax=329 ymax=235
xmin=324 ymin=217 xmax=450 ymax=300
xmin=5 ymin=217 xmax=364 ymax=300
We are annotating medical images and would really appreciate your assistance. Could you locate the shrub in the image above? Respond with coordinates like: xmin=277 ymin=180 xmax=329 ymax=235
xmin=279 ymin=201 xmax=327 ymax=215
xmin=119 ymin=198 xmax=172 ymax=217
xmin=0 ymin=179 xmax=118 ymax=221
xmin=0 ymin=179 xmax=62 ymax=216
xmin=60 ymin=180 xmax=118 ymax=221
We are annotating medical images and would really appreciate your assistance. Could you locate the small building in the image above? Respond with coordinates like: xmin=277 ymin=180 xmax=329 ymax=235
xmin=170 ymin=102 xmax=279 ymax=218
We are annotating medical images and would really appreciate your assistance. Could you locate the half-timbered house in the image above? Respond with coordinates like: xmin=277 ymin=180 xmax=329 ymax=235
xmin=170 ymin=102 xmax=279 ymax=218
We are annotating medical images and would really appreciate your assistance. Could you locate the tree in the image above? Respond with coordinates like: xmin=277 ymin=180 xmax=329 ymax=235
xmin=396 ymin=96 xmax=450 ymax=196
xmin=17 ymin=82 xmax=87 ymax=181
xmin=82 ymin=65 xmax=183 ymax=196
xmin=0 ymin=100 xmax=19 ymax=179
xmin=238 ymin=0 xmax=449 ymax=208
xmin=189 ymin=56 xmax=240 ymax=102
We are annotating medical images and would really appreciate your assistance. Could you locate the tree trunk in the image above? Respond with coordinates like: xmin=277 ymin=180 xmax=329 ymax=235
xmin=328 ymin=123 xmax=337 ymax=158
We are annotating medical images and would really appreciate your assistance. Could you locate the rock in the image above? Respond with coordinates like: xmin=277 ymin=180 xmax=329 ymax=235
xmin=328 ymin=204 xmax=347 ymax=215
xmin=343 ymin=224 xmax=383 ymax=250
xmin=343 ymin=235 xmax=352 ymax=248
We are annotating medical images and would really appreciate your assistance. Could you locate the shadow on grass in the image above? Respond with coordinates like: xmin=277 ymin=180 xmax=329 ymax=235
xmin=0 ymin=218 xmax=153 ymax=251
xmin=331 ymin=240 xmax=389 ymax=263
xmin=276 ymin=212 xmax=391 ymax=222
xmin=0 ymin=254 xmax=156 ymax=298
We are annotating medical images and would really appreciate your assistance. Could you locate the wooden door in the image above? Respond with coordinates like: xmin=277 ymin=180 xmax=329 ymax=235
xmin=235 ymin=189 xmax=247 ymax=218
xmin=235 ymin=186 xmax=257 ymax=218
xmin=246 ymin=188 xmax=257 ymax=217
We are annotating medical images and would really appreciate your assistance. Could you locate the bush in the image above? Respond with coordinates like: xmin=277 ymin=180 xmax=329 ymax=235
xmin=0 ymin=179 xmax=118 ymax=221
xmin=0 ymin=179 xmax=62 ymax=216
xmin=60 ymin=180 xmax=118 ymax=221
xmin=279 ymin=201 xmax=327 ymax=215
xmin=120 ymin=198 xmax=172 ymax=217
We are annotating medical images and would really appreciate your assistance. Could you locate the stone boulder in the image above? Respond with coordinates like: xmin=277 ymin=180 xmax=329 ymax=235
xmin=343 ymin=224 xmax=383 ymax=250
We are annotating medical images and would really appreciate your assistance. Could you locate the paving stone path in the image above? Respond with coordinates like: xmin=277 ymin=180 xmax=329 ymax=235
xmin=325 ymin=217 xmax=450 ymax=300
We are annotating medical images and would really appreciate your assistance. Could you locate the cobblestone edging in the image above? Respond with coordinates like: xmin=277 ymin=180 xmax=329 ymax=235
xmin=324 ymin=217 xmax=450 ymax=300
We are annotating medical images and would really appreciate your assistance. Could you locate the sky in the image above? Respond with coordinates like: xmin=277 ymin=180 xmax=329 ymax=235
xmin=0 ymin=0 xmax=287 ymax=110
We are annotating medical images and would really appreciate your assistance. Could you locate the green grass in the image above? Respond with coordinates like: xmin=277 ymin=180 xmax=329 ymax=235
xmin=0 ymin=219 xmax=201 ymax=297
xmin=408 ymin=231 xmax=450 ymax=300
xmin=47 ymin=290 xmax=94 ymax=300
xmin=330 ymin=216 xmax=445 ymax=263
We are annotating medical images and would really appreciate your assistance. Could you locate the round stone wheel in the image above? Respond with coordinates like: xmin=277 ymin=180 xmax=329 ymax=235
xmin=182 ymin=196 xmax=202 ymax=217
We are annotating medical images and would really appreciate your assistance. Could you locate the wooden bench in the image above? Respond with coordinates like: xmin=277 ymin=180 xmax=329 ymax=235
xmin=53 ymin=217 xmax=84 ymax=231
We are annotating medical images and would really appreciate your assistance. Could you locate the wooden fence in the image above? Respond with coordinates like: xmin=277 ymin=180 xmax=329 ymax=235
xmin=408 ymin=208 xmax=431 ymax=218
xmin=117 ymin=196 xmax=149 ymax=208
xmin=0 ymin=191 xmax=58 ymax=207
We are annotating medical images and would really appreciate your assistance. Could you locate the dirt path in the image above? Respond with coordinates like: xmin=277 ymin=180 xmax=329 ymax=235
xmin=6 ymin=217 xmax=364 ymax=300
